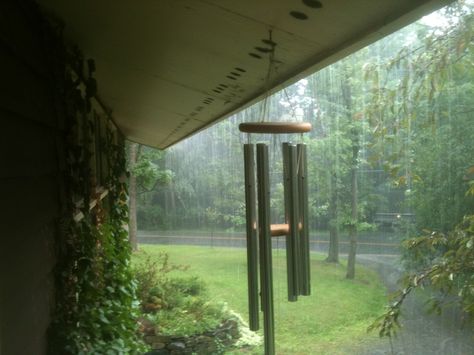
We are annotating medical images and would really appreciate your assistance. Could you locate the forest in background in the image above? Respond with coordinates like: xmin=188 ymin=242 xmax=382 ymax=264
xmin=127 ymin=0 xmax=474 ymax=341
xmin=132 ymin=1 xmax=474 ymax=244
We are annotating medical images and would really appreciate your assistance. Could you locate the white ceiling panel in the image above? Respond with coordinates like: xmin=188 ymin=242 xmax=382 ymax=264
xmin=40 ymin=0 xmax=453 ymax=148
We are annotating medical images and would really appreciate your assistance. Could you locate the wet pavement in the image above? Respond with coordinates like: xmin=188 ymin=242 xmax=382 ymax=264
xmin=355 ymin=255 xmax=474 ymax=355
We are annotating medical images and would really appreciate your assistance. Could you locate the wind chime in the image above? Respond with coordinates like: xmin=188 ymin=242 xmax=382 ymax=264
xmin=240 ymin=32 xmax=312 ymax=355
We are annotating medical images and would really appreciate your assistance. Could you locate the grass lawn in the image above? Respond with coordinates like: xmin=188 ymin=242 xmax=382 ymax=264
xmin=133 ymin=245 xmax=387 ymax=354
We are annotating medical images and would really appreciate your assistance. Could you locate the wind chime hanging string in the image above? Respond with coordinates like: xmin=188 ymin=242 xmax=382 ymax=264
xmin=239 ymin=31 xmax=312 ymax=355
xmin=259 ymin=30 xmax=276 ymax=124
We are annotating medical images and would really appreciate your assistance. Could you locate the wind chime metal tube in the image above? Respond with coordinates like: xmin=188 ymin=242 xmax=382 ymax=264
xmin=240 ymin=120 xmax=311 ymax=355
xmin=289 ymin=144 xmax=302 ymax=297
xmin=256 ymin=143 xmax=275 ymax=355
xmin=283 ymin=143 xmax=300 ymax=301
xmin=297 ymin=144 xmax=311 ymax=295
xmin=243 ymin=144 xmax=259 ymax=331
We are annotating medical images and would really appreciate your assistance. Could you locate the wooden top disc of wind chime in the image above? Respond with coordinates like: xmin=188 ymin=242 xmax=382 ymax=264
xmin=239 ymin=122 xmax=312 ymax=134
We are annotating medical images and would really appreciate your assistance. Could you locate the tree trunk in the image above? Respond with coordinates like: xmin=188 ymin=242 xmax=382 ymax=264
xmin=346 ymin=145 xmax=358 ymax=279
xmin=342 ymin=63 xmax=359 ymax=279
xmin=170 ymin=182 xmax=177 ymax=229
xmin=326 ymin=173 xmax=339 ymax=263
xmin=128 ymin=142 xmax=139 ymax=251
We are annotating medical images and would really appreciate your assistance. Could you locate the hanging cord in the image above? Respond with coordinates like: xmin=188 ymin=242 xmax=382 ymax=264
xmin=260 ymin=30 xmax=277 ymax=123
xmin=283 ymin=87 xmax=299 ymax=122
xmin=282 ymin=68 xmax=303 ymax=155
xmin=297 ymin=130 xmax=306 ymax=170
xmin=296 ymin=139 xmax=303 ymax=172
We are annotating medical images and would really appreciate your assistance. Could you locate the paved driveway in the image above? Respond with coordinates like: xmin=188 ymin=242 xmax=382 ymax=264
xmin=355 ymin=255 xmax=474 ymax=355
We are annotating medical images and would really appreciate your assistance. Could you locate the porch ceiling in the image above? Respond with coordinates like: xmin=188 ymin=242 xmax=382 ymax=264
xmin=39 ymin=0 xmax=452 ymax=149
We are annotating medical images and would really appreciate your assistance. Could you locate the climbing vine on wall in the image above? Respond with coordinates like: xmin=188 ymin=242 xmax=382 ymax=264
xmin=36 ymin=5 xmax=145 ymax=353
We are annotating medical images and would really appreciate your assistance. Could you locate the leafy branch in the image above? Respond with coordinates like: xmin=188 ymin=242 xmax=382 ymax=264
xmin=369 ymin=213 xmax=474 ymax=338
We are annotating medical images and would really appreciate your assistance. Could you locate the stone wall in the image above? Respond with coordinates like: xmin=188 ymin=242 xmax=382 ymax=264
xmin=143 ymin=318 xmax=240 ymax=355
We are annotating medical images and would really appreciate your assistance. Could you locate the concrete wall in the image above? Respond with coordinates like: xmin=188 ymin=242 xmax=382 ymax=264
xmin=0 ymin=1 xmax=62 ymax=353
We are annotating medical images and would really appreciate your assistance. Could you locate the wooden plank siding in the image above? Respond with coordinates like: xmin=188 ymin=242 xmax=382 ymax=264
xmin=0 ymin=0 xmax=50 ymax=79
xmin=0 ymin=1 xmax=124 ymax=353
xmin=0 ymin=1 xmax=61 ymax=354
xmin=0 ymin=111 xmax=59 ymax=179
xmin=0 ymin=50 xmax=57 ymax=129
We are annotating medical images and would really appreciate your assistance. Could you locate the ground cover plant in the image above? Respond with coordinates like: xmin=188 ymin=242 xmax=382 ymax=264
xmin=133 ymin=245 xmax=387 ymax=354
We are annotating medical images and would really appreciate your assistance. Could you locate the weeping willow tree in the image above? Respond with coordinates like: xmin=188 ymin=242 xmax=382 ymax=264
xmin=365 ymin=0 xmax=474 ymax=336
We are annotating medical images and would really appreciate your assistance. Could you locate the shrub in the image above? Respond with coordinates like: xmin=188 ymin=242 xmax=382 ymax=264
xmin=133 ymin=251 xmax=228 ymax=337
xmin=133 ymin=252 xmax=188 ymax=312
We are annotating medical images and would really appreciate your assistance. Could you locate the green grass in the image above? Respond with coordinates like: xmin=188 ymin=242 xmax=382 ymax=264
xmin=133 ymin=245 xmax=387 ymax=354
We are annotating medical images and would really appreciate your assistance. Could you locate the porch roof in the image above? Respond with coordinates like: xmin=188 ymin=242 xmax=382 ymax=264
xmin=39 ymin=0 xmax=452 ymax=149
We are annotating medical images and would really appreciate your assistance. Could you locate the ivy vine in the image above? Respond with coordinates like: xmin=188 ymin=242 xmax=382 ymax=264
xmin=36 ymin=6 xmax=145 ymax=354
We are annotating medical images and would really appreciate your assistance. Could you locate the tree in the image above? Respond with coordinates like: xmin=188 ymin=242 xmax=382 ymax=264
xmin=370 ymin=208 xmax=474 ymax=337
xmin=305 ymin=56 xmax=371 ymax=270
xmin=363 ymin=1 xmax=474 ymax=233
xmin=127 ymin=142 xmax=172 ymax=249
xmin=343 ymin=62 xmax=361 ymax=278
xmin=366 ymin=0 xmax=474 ymax=336
xmin=305 ymin=66 xmax=351 ymax=264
